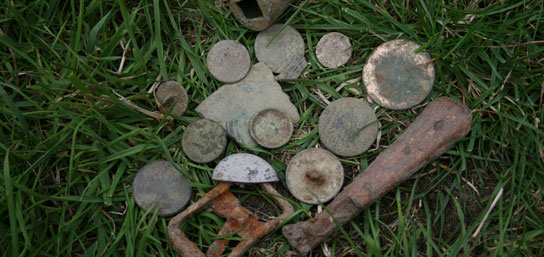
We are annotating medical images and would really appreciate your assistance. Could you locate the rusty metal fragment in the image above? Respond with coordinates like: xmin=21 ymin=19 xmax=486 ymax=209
xmin=316 ymin=32 xmax=352 ymax=68
xmin=132 ymin=160 xmax=191 ymax=216
xmin=230 ymin=0 xmax=295 ymax=31
xmin=181 ymin=119 xmax=227 ymax=164
xmin=318 ymin=97 xmax=378 ymax=157
xmin=155 ymin=81 xmax=189 ymax=116
xmin=282 ymin=97 xmax=472 ymax=255
xmin=286 ymin=148 xmax=344 ymax=204
xmin=250 ymin=109 xmax=293 ymax=148
xmin=207 ymin=40 xmax=251 ymax=83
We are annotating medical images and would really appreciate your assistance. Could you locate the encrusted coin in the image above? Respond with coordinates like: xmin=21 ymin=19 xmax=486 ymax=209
xmin=318 ymin=97 xmax=378 ymax=157
xmin=286 ymin=148 xmax=344 ymax=204
xmin=133 ymin=160 xmax=192 ymax=216
xmin=250 ymin=109 xmax=293 ymax=148
xmin=255 ymin=24 xmax=306 ymax=78
xmin=181 ymin=119 xmax=227 ymax=163
xmin=316 ymin=32 xmax=352 ymax=68
xmin=206 ymin=40 xmax=251 ymax=83
xmin=155 ymin=81 xmax=189 ymax=116
xmin=363 ymin=39 xmax=435 ymax=110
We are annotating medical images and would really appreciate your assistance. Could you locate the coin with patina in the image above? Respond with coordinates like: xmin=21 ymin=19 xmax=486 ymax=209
xmin=363 ymin=39 xmax=435 ymax=110
xmin=133 ymin=160 xmax=192 ymax=216
xmin=318 ymin=97 xmax=378 ymax=157
xmin=181 ymin=119 xmax=227 ymax=163
xmin=255 ymin=24 xmax=306 ymax=79
xmin=206 ymin=40 xmax=251 ymax=83
xmin=286 ymin=148 xmax=344 ymax=204
xmin=249 ymin=109 xmax=293 ymax=148
xmin=155 ymin=81 xmax=189 ymax=116
xmin=316 ymin=32 xmax=352 ymax=68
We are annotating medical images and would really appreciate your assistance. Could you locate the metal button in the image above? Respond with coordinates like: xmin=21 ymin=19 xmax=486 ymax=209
xmin=155 ymin=81 xmax=189 ymax=116
xmin=250 ymin=109 xmax=293 ymax=148
xmin=132 ymin=160 xmax=192 ymax=216
xmin=181 ymin=119 xmax=227 ymax=164
xmin=363 ymin=40 xmax=435 ymax=110
xmin=207 ymin=40 xmax=251 ymax=83
xmin=316 ymin=32 xmax=352 ymax=68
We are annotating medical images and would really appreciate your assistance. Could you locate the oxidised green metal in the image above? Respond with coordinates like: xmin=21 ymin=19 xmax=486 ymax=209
xmin=181 ymin=119 xmax=227 ymax=164
xmin=155 ymin=81 xmax=189 ymax=116
xmin=250 ymin=109 xmax=293 ymax=148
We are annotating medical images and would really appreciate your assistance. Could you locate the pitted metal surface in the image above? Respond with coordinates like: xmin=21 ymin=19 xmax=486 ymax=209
xmin=250 ymin=109 xmax=293 ymax=148
xmin=316 ymin=32 xmax=352 ymax=68
xmin=132 ymin=160 xmax=191 ymax=216
xmin=206 ymin=40 xmax=251 ymax=83
xmin=230 ymin=0 xmax=295 ymax=31
xmin=212 ymin=153 xmax=279 ymax=183
xmin=318 ymin=97 xmax=378 ymax=157
xmin=363 ymin=40 xmax=435 ymax=110
xmin=155 ymin=81 xmax=189 ymax=116
xmin=181 ymin=119 xmax=227 ymax=164
xmin=286 ymin=148 xmax=344 ymax=204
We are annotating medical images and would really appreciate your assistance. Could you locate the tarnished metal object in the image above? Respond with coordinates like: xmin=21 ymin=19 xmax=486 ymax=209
xmin=168 ymin=154 xmax=294 ymax=257
xmin=132 ymin=160 xmax=191 ymax=216
xmin=286 ymin=148 xmax=344 ymax=204
xmin=282 ymin=97 xmax=472 ymax=255
xmin=230 ymin=0 xmax=295 ymax=31
xmin=212 ymin=153 xmax=279 ymax=183
xmin=250 ymin=109 xmax=293 ymax=148
xmin=363 ymin=39 xmax=435 ymax=110
xmin=318 ymin=97 xmax=378 ymax=157
xmin=255 ymin=24 xmax=307 ymax=80
xmin=207 ymin=40 xmax=251 ymax=83
xmin=181 ymin=119 xmax=227 ymax=164
xmin=316 ymin=32 xmax=352 ymax=68
xmin=155 ymin=81 xmax=189 ymax=116
xmin=195 ymin=63 xmax=300 ymax=146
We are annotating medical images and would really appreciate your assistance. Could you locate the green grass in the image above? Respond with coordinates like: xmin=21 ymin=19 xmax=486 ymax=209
xmin=1 ymin=0 xmax=543 ymax=256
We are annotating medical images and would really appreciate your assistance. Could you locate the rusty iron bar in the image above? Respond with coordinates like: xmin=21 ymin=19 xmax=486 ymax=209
xmin=282 ymin=97 xmax=472 ymax=255
xmin=168 ymin=182 xmax=294 ymax=257
xmin=230 ymin=0 xmax=295 ymax=31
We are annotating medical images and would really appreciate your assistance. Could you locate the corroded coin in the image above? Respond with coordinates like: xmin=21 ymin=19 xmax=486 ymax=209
xmin=316 ymin=32 xmax=352 ymax=68
xmin=363 ymin=39 xmax=435 ymax=110
xmin=250 ymin=109 xmax=293 ymax=148
xmin=181 ymin=119 xmax=227 ymax=163
xmin=133 ymin=160 xmax=192 ymax=216
xmin=255 ymin=24 xmax=306 ymax=78
xmin=286 ymin=148 xmax=344 ymax=204
xmin=206 ymin=40 xmax=251 ymax=83
xmin=318 ymin=97 xmax=378 ymax=157
xmin=155 ymin=81 xmax=189 ymax=116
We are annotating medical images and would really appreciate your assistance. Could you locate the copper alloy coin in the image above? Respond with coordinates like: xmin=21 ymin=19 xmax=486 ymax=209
xmin=316 ymin=32 xmax=352 ymax=68
xmin=181 ymin=119 xmax=227 ymax=163
xmin=286 ymin=148 xmax=344 ymax=204
xmin=363 ymin=39 xmax=435 ymax=110
xmin=132 ymin=160 xmax=192 ymax=216
xmin=249 ymin=109 xmax=293 ymax=148
xmin=206 ymin=40 xmax=251 ymax=83
xmin=318 ymin=97 xmax=378 ymax=157
xmin=255 ymin=24 xmax=305 ymax=74
xmin=155 ymin=81 xmax=189 ymax=116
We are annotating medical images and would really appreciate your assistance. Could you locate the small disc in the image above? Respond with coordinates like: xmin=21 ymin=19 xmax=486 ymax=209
xmin=318 ymin=97 xmax=378 ymax=157
xmin=181 ymin=119 xmax=227 ymax=163
xmin=155 ymin=81 xmax=189 ymax=116
xmin=286 ymin=148 xmax=344 ymax=204
xmin=363 ymin=40 xmax=435 ymax=110
xmin=133 ymin=160 xmax=192 ymax=216
xmin=255 ymin=24 xmax=305 ymax=74
xmin=249 ymin=109 xmax=293 ymax=148
xmin=206 ymin=40 xmax=251 ymax=83
xmin=316 ymin=32 xmax=352 ymax=68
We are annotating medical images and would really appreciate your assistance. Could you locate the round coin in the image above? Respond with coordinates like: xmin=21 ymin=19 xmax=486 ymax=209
xmin=250 ymin=109 xmax=293 ymax=148
xmin=133 ymin=160 xmax=192 ymax=216
xmin=155 ymin=81 xmax=189 ymax=116
xmin=206 ymin=40 xmax=251 ymax=83
xmin=286 ymin=148 xmax=344 ymax=204
xmin=316 ymin=32 xmax=352 ymax=68
xmin=255 ymin=24 xmax=305 ymax=74
xmin=318 ymin=97 xmax=378 ymax=157
xmin=363 ymin=40 xmax=435 ymax=110
xmin=181 ymin=119 xmax=227 ymax=163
